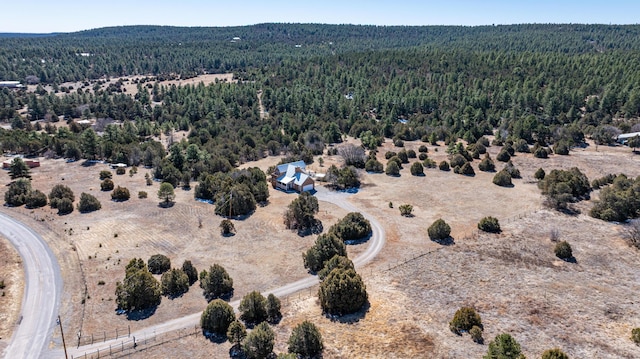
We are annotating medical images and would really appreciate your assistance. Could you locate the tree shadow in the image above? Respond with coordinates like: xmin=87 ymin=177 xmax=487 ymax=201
xmin=124 ymin=306 xmax=157 ymax=321
xmin=326 ymin=301 xmax=370 ymax=323
xmin=560 ymin=256 xmax=577 ymax=264
xmin=81 ymin=160 xmax=99 ymax=167
xmin=202 ymin=330 xmax=228 ymax=344
xmin=229 ymin=343 xmax=246 ymax=358
xmin=432 ymin=237 xmax=455 ymax=246
xmin=204 ymin=290 xmax=234 ymax=302
xmin=222 ymin=232 xmax=236 ymax=238
xmin=158 ymin=201 xmax=175 ymax=208
xmin=164 ymin=288 xmax=189 ymax=300
xmin=297 ymin=220 xmax=323 ymax=237
xmin=344 ymin=233 xmax=372 ymax=245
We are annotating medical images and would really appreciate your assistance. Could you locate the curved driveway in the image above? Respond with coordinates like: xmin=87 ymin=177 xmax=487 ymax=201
xmin=57 ymin=186 xmax=386 ymax=357
xmin=1 ymin=212 xmax=62 ymax=359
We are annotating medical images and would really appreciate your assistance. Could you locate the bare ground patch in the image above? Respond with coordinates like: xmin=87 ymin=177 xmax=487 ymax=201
xmin=0 ymin=234 xmax=23 ymax=352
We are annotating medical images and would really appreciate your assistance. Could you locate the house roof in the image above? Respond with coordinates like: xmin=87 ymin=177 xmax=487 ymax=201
xmin=276 ymin=160 xmax=306 ymax=174
xmin=618 ymin=132 xmax=640 ymax=140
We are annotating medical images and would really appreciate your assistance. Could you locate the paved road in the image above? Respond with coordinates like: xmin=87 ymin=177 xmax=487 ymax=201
xmin=0 ymin=212 xmax=62 ymax=359
xmin=62 ymin=186 xmax=386 ymax=358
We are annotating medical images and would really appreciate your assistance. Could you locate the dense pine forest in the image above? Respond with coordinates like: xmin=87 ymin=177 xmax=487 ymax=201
xmin=1 ymin=23 xmax=640 ymax=181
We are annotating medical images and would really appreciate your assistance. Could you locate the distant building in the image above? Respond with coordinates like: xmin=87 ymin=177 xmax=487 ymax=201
xmin=0 ymin=81 xmax=24 ymax=89
xmin=3 ymin=158 xmax=39 ymax=169
xmin=270 ymin=160 xmax=315 ymax=193
xmin=617 ymin=132 xmax=640 ymax=144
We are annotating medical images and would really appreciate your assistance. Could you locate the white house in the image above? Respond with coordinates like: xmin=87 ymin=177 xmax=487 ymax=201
xmin=270 ymin=161 xmax=315 ymax=192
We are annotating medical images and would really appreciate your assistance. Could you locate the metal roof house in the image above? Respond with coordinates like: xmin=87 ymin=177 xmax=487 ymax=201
xmin=0 ymin=81 xmax=24 ymax=89
xmin=617 ymin=132 xmax=640 ymax=144
xmin=270 ymin=160 xmax=315 ymax=193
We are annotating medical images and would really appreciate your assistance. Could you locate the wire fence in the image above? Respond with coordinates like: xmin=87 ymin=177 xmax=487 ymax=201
xmin=72 ymin=325 xmax=200 ymax=359
xmin=76 ymin=326 xmax=131 ymax=347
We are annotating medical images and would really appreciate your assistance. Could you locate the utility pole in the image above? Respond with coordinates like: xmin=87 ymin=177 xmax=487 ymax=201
xmin=57 ymin=315 xmax=69 ymax=359
xmin=228 ymin=192 xmax=233 ymax=218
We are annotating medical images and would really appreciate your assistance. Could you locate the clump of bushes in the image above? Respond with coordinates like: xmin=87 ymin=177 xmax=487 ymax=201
xmin=365 ymin=158 xmax=383 ymax=173
xmin=591 ymin=173 xmax=617 ymax=189
xmin=541 ymin=348 xmax=569 ymax=359
xmin=631 ymin=327 xmax=640 ymax=344
xmin=101 ymin=178 xmax=114 ymax=191
xmin=496 ymin=148 xmax=511 ymax=162
xmin=410 ymin=162 xmax=424 ymax=176
xmin=478 ymin=216 xmax=501 ymax=233
xmin=99 ymin=170 xmax=112 ymax=180
xmin=438 ymin=161 xmax=450 ymax=171
xmin=554 ymin=241 xmax=573 ymax=261
xmin=428 ymin=219 xmax=451 ymax=241
xmin=111 ymin=186 xmax=131 ymax=201
xmin=449 ymin=307 xmax=483 ymax=335
xmin=539 ymin=167 xmax=591 ymax=211
xmin=503 ymin=161 xmax=521 ymax=178
xmin=493 ymin=170 xmax=513 ymax=187
xmin=454 ymin=162 xmax=475 ymax=176
xmin=77 ymin=192 xmax=101 ymax=213
xmin=303 ymin=233 xmax=347 ymax=273
xmin=116 ymin=167 xmax=126 ymax=175
xmin=329 ymin=212 xmax=372 ymax=242
xmin=478 ymin=154 xmax=495 ymax=172
xmin=385 ymin=161 xmax=400 ymax=176
xmin=148 ymin=254 xmax=171 ymax=274
xmin=399 ymin=204 xmax=413 ymax=217
xmin=534 ymin=168 xmax=546 ymax=180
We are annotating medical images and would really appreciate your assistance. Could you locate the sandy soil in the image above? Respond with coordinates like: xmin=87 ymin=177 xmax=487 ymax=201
xmin=0 ymin=234 xmax=24 ymax=352
xmin=2 ymin=137 xmax=640 ymax=358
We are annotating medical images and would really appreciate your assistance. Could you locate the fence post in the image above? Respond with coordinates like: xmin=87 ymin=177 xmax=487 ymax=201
xmin=91 ymin=333 xmax=93 ymax=345
xmin=128 ymin=325 xmax=131 ymax=337
xmin=104 ymin=331 xmax=106 ymax=342
xmin=116 ymin=328 xmax=118 ymax=339
xmin=109 ymin=344 xmax=111 ymax=355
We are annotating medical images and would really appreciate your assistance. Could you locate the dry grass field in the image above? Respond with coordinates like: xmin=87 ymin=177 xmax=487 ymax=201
xmin=0 ymin=234 xmax=23 ymax=353
xmin=2 ymin=137 xmax=640 ymax=358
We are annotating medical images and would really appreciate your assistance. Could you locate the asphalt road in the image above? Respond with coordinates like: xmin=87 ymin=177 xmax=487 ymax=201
xmin=0 ymin=212 xmax=62 ymax=359
xmin=60 ymin=186 xmax=386 ymax=358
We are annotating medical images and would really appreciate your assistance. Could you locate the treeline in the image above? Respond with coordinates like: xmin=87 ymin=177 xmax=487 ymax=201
xmin=3 ymin=24 xmax=640 ymax=83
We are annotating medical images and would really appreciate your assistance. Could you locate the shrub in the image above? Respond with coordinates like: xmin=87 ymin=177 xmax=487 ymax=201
xmin=288 ymin=321 xmax=324 ymax=358
xmin=632 ymin=327 xmax=640 ymax=344
xmin=227 ymin=320 xmax=247 ymax=346
xmin=303 ymin=233 xmax=347 ymax=273
xmin=329 ymin=212 xmax=372 ymax=242
xmin=160 ymin=268 xmax=189 ymax=297
xmin=100 ymin=178 xmax=114 ymax=191
xmin=478 ymin=154 xmax=495 ymax=172
xmin=399 ymin=204 xmax=413 ymax=216
xmin=57 ymin=198 xmax=74 ymax=215
xmin=220 ymin=219 xmax=236 ymax=235
xmin=385 ymin=161 xmax=400 ymax=176
xmin=493 ymin=170 xmax=513 ymax=187
xmin=470 ymin=326 xmax=484 ymax=344
xmin=318 ymin=268 xmax=367 ymax=315
xmin=116 ymin=167 xmax=126 ymax=175
xmin=496 ymin=149 xmax=511 ymax=162
xmin=449 ymin=307 xmax=483 ymax=334
xmin=243 ymin=322 xmax=275 ymax=359
xmin=266 ymin=294 xmax=282 ymax=323
xmin=99 ymin=170 xmax=112 ymax=180
xmin=554 ymin=241 xmax=573 ymax=260
xmin=5 ymin=178 xmax=32 ymax=206
xmin=541 ymin=348 xmax=569 ymax=359
xmin=239 ymin=291 xmax=267 ymax=325
xmin=428 ymin=219 xmax=451 ymax=241
xmin=284 ymin=192 xmax=319 ymax=234
xmin=423 ymin=158 xmax=437 ymax=168
xmin=407 ymin=149 xmax=417 ymax=158
xmin=365 ymin=158 xmax=383 ymax=173
xmin=201 ymin=299 xmax=235 ymax=336
xmin=539 ymin=168 xmax=591 ymax=210
xmin=590 ymin=174 xmax=640 ymax=222
xmin=49 ymin=184 xmax=75 ymax=208
xmin=450 ymin=154 xmax=467 ymax=168
xmin=591 ymin=173 xmax=616 ymax=189
xmin=515 ymin=139 xmax=530 ymax=153
xmin=503 ymin=161 xmax=521 ymax=178
xmin=182 ymin=260 xmax=198 ymax=285
xmin=484 ymin=333 xmax=522 ymax=359
xmin=553 ymin=141 xmax=570 ymax=155
xmin=384 ymin=151 xmax=396 ymax=160
xmin=397 ymin=150 xmax=409 ymax=163
xmin=25 ymin=189 xmax=47 ymax=208
xmin=534 ymin=146 xmax=549 ymax=158
xmin=418 ymin=153 xmax=428 ymax=161
xmin=418 ymin=145 xmax=428 ymax=153
xmin=534 ymin=168 xmax=546 ymax=180
xmin=111 ymin=186 xmax=130 ymax=201
xmin=77 ymin=192 xmax=101 ymax=213
xmin=199 ymin=264 xmax=234 ymax=300
xmin=410 ymin=162 xmax=424 ymax=176
xmin=318 ymin=255 xmax=354 ymax=280
xmin=115 ymin=258 xmax=161 ymax=312
xmin=458 ymin=162 xmax=475 ymax=176
xmin=478 ymin=216 xmax=501 ymax=233
xmin=148 ymin=254 xmax=171 ymax=274
xmin=439 ymin=161 xmax=450 ymax=171
xmin=138 ymin=191 xmax=148 ymax=199
xmin=393 ymin=138 xmax=404 ymax=147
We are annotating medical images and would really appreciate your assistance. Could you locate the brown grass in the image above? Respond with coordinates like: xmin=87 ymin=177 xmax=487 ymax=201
xmin=0 ymin=234 xmax=23 ymax=352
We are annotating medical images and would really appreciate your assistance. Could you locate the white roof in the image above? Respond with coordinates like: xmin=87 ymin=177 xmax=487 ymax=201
xmin=618 ymin=132 xmax=640 ymax=140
